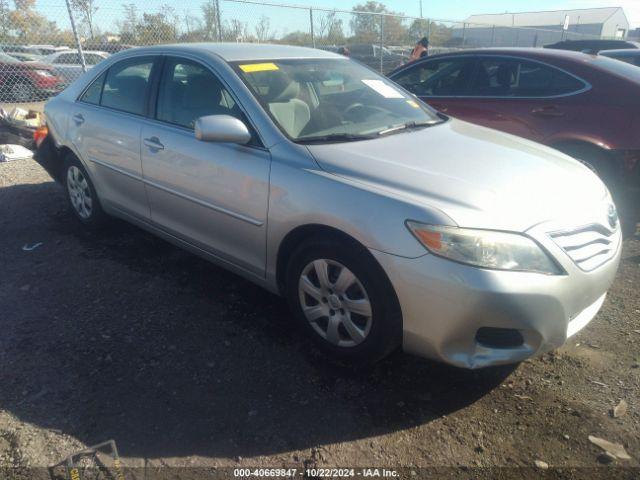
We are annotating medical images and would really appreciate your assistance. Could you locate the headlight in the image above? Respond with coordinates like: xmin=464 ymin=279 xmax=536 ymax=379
xmin=406 ymin=222 xmax=561 ymax=274
xmin=34 ymin=70 xmax=54 ymax=77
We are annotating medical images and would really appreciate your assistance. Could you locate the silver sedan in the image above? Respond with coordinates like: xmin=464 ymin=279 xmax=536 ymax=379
xmin=40 ymin=43 xmax=621 ymax=368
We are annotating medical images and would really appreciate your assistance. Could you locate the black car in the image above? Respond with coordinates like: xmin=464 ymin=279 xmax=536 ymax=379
xmin=545 ymin=39 xmax=640 ymax=54
xmin=599 ymin=49 xmax=640 ymax=67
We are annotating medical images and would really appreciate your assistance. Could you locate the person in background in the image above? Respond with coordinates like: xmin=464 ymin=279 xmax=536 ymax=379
xmin=409 ymin=37 xmax=429 ymax=62
xmin=337 ymin=46 xmax=350 ymax=57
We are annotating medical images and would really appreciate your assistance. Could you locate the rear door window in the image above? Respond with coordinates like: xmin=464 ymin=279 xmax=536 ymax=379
xmin=79 ymin=71 xmax=106 ymax=105
xmin=393 ymin=58 xmax=477 ymax=96
xmin=100 ymin=58 xmax=154 ymax=115
xmin=470 ymin=57 xmax=586 ymax=97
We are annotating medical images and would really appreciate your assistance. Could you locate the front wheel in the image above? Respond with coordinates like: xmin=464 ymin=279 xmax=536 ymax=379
xmin=285 ymin=237 xmax=402 ymax=364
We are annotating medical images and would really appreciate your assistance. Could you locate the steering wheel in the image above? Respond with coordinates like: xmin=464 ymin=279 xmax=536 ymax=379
xmin=344 ymin=103 xmax=387 ymax=122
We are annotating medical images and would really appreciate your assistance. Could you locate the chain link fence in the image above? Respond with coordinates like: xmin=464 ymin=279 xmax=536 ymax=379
xmin=0 ymin=0 xmax=618 ymax=105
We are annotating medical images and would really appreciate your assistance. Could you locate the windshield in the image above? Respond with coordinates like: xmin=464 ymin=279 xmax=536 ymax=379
xmin=232 ymin=58 xmax=441 ymax=142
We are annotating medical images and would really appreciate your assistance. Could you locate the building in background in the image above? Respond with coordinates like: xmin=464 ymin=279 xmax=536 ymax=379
xmin=453 ymin=7 xmax=630 ymax=48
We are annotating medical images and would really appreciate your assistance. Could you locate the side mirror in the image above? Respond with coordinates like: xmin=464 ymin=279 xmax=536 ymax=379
xmin=194 ymin=115 xmax=252 ymax=145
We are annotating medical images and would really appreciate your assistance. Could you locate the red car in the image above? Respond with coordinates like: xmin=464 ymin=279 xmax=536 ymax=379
xmin=389 ymin=48 xmax=640 ymax=229
xmin=0 ymin=52 xmax=64 ymax=102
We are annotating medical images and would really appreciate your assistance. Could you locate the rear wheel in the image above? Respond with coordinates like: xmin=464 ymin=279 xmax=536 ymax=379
xmin=285 ymin=236 xmax=402 ymax=364
xmin=63 ymin=154 xmax=107 ymax=228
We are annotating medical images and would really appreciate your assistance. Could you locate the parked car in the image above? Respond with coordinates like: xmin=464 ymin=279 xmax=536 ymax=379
xmin=544 ymin=39 xmax=639 ymax=54
xmin=599 ymin=48 xmax=640 ymax=67
xmin=0 ymin=52 xmax=64 ymax=102
xmin=347 ymin=43 xmax=406 ymax=73
xmin=27 ymin=45 xmax=71 ymax=56
xmin=41 ymin=50 xmax=109 ymax=84
xmin=5 ymin=52 xmax=41 ymax=63
xmin=389 ymin=48 xmax=640 ymax=232
xmin=39 ymin=44 xmax=620 ymax=368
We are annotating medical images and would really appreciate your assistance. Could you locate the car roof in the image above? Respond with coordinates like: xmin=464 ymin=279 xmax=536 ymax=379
xmin=387 ymin=47 xmax=605 ymax=77
xmin=600 ymin=48 xmax=640 ymax=55
xmin=121 ymin=42 xmax=342 ymax=62
xmin=424 ymin=47 xmax=595 ymax=60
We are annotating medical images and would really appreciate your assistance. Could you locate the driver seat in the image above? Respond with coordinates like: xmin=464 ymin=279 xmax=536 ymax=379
xmin=266 ymin=73 xmax=310 ymax=137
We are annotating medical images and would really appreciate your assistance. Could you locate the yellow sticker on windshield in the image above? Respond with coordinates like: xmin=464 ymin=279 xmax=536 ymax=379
xmin=239 ymin=62 xmax=279 ymax=73
xmin=406 ymin=100 xmax=420 ymax=108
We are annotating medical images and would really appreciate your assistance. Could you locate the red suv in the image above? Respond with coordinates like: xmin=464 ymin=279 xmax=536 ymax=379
xmin=389 ymin=48 xmax=640 ymax=231
xmin=0 ymin=52 xmax=64 ymax=102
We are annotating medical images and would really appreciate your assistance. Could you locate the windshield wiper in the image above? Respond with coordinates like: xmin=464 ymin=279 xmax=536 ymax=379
xmin=296 ymin=132 xmax=378 ymax=144
xmin=377 ymin=120 xmax=440 ymax=136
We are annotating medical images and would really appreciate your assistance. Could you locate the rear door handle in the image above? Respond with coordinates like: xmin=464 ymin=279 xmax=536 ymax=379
xmin=72 ymin=113 xmax=84 ymax=125
xmin=531 ymin=106 xmax=565 ymax=118
xmin=143 ymin=136 xmax=164 ymax=150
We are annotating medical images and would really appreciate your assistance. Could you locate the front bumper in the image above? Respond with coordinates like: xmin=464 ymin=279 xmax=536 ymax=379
xmin=371 ymin=223 xmax=621 ymax=369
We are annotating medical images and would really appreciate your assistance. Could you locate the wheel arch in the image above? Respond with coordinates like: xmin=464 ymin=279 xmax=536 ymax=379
xmin=275 ymin=224 xmax=401 ymax=316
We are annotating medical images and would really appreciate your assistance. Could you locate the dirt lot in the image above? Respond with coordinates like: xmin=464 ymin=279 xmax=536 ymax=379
xmin=0 ymin=158 xmax=639 ymax=479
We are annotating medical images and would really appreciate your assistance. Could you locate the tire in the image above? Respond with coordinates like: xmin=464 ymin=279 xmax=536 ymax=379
xmin=285 ymin=236 xmax=402 ymax=364
xmin=63 ymin=153 xmax=107 ymax=229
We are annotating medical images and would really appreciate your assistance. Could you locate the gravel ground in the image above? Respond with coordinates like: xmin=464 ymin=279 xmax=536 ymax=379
xmin=0 ymin=159 xmax=638 ymax=479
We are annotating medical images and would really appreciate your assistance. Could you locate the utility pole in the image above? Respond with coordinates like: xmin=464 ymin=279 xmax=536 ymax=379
xmin=419 ymin=0 xmax=423 ymax=18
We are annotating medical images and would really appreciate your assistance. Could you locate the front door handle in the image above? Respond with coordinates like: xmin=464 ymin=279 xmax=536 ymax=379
xmin=72 ymin=113 xmax=84 ymax=125
xmin=143 ymin=136 xmax=164 ymax=150
xmin=531 ymin=106 xmax=565 ymax=118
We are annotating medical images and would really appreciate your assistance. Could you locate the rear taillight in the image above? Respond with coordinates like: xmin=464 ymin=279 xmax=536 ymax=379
xmin=34 ymin=126 xmax=48 ymax=148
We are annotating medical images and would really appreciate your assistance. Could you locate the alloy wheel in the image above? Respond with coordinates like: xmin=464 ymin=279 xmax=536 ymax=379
xmin=66 ymin=166 xmax=93 ymax=219
xmin=298 ymin=259 xmax=373 ymax=347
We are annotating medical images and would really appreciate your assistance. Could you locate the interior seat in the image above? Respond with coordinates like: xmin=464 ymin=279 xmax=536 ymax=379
xmin=265 ymin=72 xmax=310 ymax=138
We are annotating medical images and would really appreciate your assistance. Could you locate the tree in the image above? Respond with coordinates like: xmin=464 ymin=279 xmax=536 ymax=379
xmin=71 ymin=0 xmax=98 ymax=39
xmin=10 ymin=0 xmax=61 ymax=43
xmin=350 ymin=1 xmax=407 ymax=45
xmin=201 ymin=0 xmax=220 ymax=41
xmin=223 ymin=18 xmax=247 ymax=42
xmin=254 ymin=14 xmax=272 ymax=43
xmin=135 ymin=6 xmax=177 ymax=45
xmin=118 ymin=3 xmax=138 ymax=43
xmin=279 ymin=30 xmax=311 ymax=46
xmin=0 ymin=0 xmax=10 ymax=42
xmin=316 ymin=11 xmax=345 ymax=45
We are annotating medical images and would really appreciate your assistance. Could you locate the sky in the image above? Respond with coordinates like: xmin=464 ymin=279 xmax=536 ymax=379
xmin=47 ymin=0 xmax=639 ymax=39
xmin=287 ymin=0 xmax=640 ymax=27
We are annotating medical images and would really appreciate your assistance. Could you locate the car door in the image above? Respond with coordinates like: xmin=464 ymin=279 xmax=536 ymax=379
xmin=461 ymin=56 xmax=588 ymax=143
xmin=69 ymin=56 xmax=159 ymax=220
xmin=391 ymin=56 xmax=478 ymax=117
xmin=141 ymin=56 xmax=270 ymax=275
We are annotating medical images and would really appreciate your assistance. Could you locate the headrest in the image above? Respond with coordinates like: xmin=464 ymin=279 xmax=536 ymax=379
xmin=184 ymin=75 xmax=222 ymax=107
xmin=496 ymin=64 xmax=514 ymax=87
xmin=265 ymin=72 xmax=300 ymax=103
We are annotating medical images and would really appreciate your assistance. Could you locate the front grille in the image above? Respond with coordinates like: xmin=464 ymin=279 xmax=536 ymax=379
xmin=550 ymin=223 xmax=621 ymax=272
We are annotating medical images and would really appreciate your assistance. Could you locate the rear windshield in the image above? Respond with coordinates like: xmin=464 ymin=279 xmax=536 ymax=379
xmin=590 ymin=55 xmax=640 ymax=83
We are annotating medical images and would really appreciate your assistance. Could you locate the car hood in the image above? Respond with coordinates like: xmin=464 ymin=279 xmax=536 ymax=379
xmin=306 ymin=119 xmax=608 ymax=232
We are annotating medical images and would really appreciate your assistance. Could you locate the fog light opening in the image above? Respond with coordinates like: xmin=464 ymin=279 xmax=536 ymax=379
xmin=475 ymin=327 xmax=524 ymax=349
